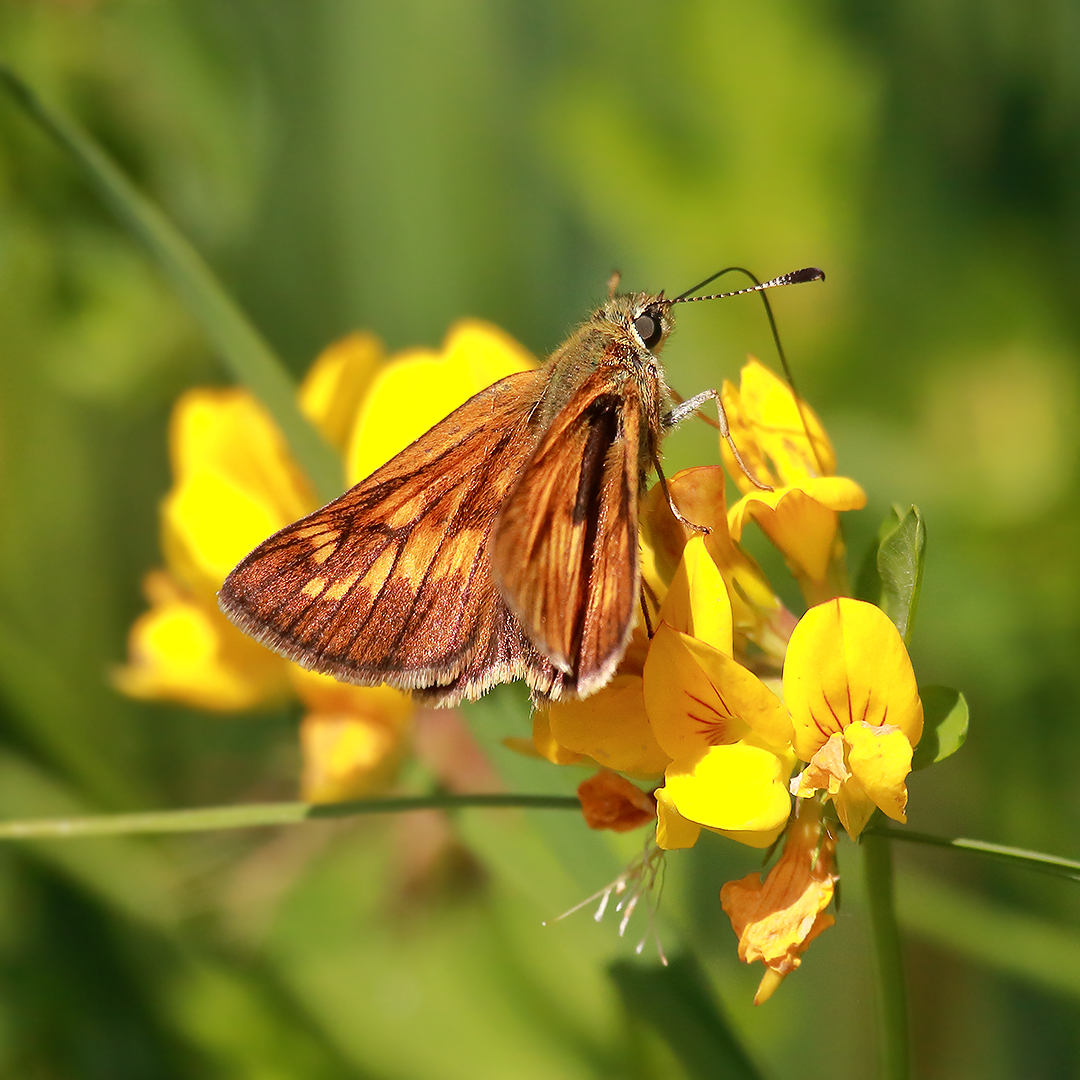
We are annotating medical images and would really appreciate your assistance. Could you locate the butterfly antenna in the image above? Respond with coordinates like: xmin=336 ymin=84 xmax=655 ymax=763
xmin=672 ymin=265 xmax=827 ymax=475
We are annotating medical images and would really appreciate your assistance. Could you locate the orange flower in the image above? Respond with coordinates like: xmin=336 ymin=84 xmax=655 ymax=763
xmin=576 ymin=771 xmax=657 ymax=832
xmin=720 ymin=798 xmax=838 ymax=1004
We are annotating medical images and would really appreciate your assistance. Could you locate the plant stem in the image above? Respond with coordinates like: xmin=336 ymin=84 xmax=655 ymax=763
xmin=0 ymin=793 xmax=581 ymax=841
xmin=862 ymin=831 xmax=910 ymax=1080
xmin=868 ymin=825 xmax=1080 ymax=882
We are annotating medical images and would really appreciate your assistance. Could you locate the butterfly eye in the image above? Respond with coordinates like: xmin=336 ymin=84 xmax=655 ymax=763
xmin=633 ymin=311 xmax=663 ymax=350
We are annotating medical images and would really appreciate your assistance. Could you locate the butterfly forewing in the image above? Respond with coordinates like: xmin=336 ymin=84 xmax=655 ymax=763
xmin=492 ymin=368 xmax=642 ymax=696
xmin=219 ymin=368 xmax=565 ymax=704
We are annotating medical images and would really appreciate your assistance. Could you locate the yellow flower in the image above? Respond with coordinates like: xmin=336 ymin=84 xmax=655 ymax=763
xmin=535 ymin=624 xmax=671 ymax=778
xmin=720 ymin=797 xmax=838 ymax=1004
xmin=641 ymin=464 xmax=796 ymax=663
xmin=641 ymin=536 xmax=796 ymax=850
xmin=115 ymin=569 xmax=286 ymax=711
xmin=118 ymin=336 xmax=374 ymax=707
xmin=292 ymin=667 xmax=413 ymax=803
xmin=536 ymin=510 xmax=798 ymax=849
xmin=297 ymin=331 xmax=383 ymax=454
xmin=116 ymin=385 xmax=318 ymax=711
xmin=783 ymin=598 xmax=923 ymax=838
xmin=532 ymin=512 xmax=757 ymax=780
xmin=643 ymin=624 xmax=796 ymax=849
xmin=721 ymin=360 xmax=866 ymax=603
xmin=118 ymin=321 xmax=534 ymax=799
xmin=345 ymin=319 xmax=536 ymax=484
xmin=721 ymin=358 xmax=836 ymax=484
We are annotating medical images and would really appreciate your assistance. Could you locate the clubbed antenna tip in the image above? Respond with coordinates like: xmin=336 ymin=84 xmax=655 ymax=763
xmin=783 ymin=266 xmax=826 ymax=285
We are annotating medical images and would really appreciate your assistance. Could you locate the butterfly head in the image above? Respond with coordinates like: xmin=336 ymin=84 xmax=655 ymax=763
xmin=593 ymin=291 xmax=674 ymax=360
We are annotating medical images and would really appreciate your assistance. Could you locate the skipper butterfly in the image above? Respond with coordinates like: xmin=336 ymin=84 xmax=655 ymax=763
xmin=219 ymin=268 xmax=822 ymax=705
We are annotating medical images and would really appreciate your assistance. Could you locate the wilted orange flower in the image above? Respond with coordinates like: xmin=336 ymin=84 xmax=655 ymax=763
xmin=577 ymin=771 xmax=657 ymax=832
xmin=720 ymin=797 xmax=838 ymax=1004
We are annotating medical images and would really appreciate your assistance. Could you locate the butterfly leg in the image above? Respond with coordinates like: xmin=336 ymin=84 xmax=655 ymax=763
xmin=652 ymin=456 xmax=709 ymax=534
xmin=639 ymin=586 xmax=655 ymax=639
xmin=663 ymin=389 xmax=773 ymax=491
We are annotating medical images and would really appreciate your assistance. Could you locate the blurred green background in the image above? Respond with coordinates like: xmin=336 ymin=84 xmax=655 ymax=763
xmin=2 ymin=1 xmax=1080 ymax=1077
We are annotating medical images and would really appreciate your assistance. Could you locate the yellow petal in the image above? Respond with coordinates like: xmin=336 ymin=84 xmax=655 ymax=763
xmin=702 ymin=521 xmax=784 ymax=643
xmin=643 ymin=625 xmax=794 ymax=760
xmin=640 ymin=466 xmax=728 ymax=584
xmin=656 ymin=535 xmax=733 ymax=656
xmin=168 ymin=389 xmax=314 ymax=511
xmin=728 ymin=479 xmax=866 ymax=586
xmin=300 ymin=712 xmax=407 ymax=803
xmin=843 ymin=720 xmax=913 ymax=826
xmin=162 ymin=390 xmax=315 ymax=598
xmin=783 ymin=598 xmax=924 ymax=763
xmin=546 ymin=675 xmax=669 ymax=778
xmin=721 ymin=359 xmax=837 ymax=489
xmin=663 ymin=742 xmax=793 ymax=838
xmin=345 ymin=319 xmax=536 ymax=484
xmin=637 ymin=530 xmax=669 ymax=622
xmin=291 ymin=668 xmax=413 ymax=803
xmin=299 ymin=331 xmax=384 ymax=452
xmin=712 ymin=823 xmax=791 ymax=850
xmin=729 ymin=478 xmax=868 ymax=532
xmin=530 ymin=707 xmax=586 ymax=766
xmin=643 ymin=467 xmax=783 ymax=648
xmin=654 ymin=788 xmax=702 ymax=849
xmin=114 ymin=571 xmax=287 ymax=710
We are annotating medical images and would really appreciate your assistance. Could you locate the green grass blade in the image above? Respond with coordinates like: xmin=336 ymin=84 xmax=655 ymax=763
xmin=0 ymin=64 xmax=343 ymax=503
xmin=0 ymin=793 xmax=582 ymax=841
xmin=870 ymin=825 xmax=1080 ymax=883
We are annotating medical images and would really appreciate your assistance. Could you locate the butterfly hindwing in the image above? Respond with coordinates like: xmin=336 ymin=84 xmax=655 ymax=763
xmin=491 ymin=368 xmax=642 ymax=696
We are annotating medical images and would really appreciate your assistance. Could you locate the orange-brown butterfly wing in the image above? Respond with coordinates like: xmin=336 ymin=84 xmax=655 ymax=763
xmin=219 ymin=368 xmax=566 ymax=705
xmin=491 ymin=369 xmax=643 ymax=696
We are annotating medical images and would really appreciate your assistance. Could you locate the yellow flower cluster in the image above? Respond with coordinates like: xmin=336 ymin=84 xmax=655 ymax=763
xmin=548 ymin=361 xmax=924 ymax=1000
xmin=119 ymin=317 xmax=925 ymax=1001
xmin=116 ymin=321 xmax=536 ymax=801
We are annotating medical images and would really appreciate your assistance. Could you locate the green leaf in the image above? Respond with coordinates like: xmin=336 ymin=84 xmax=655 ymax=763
xmin=856 ymin=504 xmax=926 ymax=643
xmin=911 ymin=685 xmax=969 ymax=770
xmin=609 ymin=955 xmax=764 ymax=1080
xmin=0 ymin=65 xmax=343 ymax=504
